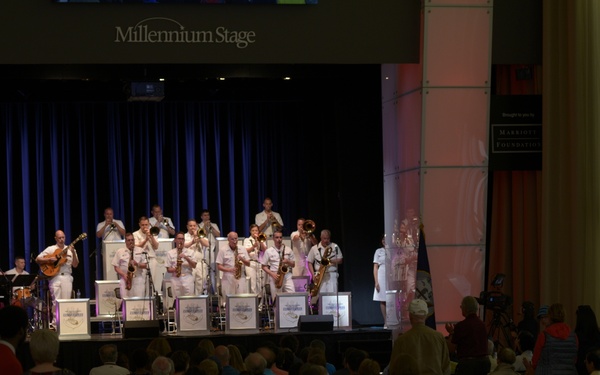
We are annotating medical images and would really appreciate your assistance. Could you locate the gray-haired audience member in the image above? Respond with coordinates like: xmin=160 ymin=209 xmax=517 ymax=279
xmin=246 ymin=352 xmax=268 ymax=375
xmin=152 ymin=356 xmax=175 ymax=375
xmin=90 ymin=344 xmax=130 ymax=375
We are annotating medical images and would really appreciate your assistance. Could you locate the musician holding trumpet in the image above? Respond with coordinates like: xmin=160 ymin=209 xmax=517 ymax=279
xmin=261 ymin=230 xmax=295 ymax=300
xmin=243 ymin=224 xmax=267 ymax=295
xmin=255 ymin=197 xmax=284 ymax=238
xmin=166 ymin=232 xmax=197 ymax=299
xmin=149 ymin=204 xmax=176 ymax=238
xmin=112 ymin=233 xmax=148 ymax=299
xmin=96 ymin=207 xmax=126 ymax=241
xmin=290 ymin=218 xmax=318 ymax=277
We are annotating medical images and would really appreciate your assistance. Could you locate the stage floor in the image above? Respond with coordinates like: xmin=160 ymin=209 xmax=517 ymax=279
xmin=18 ymin=325 xmax=394 ymax=374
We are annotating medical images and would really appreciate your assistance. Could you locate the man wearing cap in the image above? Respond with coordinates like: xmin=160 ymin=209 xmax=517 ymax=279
xmin=391 ymin=298 xmax=450 ymax=375
xmin=445 ymin=296 xmax=490 ymax=375
xmin=537 ymin=304 xmax=551 ymax=330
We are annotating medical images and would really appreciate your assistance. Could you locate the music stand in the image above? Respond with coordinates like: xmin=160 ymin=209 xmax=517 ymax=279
xmin=10 ymin=274 xmax=39 ymax=288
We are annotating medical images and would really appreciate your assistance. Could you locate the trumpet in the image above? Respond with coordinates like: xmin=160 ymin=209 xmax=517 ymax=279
xmin=302 ymin=220 xmax=316 ymax=235
xmin=197 ymin=227 xmax=206 ymax=238
xmin=257 ymin=232 xmax=267 ymax=243
xmin=271 ymin=216 xmax=282 ymax=231
xmin=149 ymin=227 xmax=160 ymax=236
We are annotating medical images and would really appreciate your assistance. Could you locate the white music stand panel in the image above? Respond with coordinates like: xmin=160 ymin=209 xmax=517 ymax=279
xmin=95 ymin=280 xmax=121 ymax=317
xmin=56 ymin=298 xmax=91 ymax=340
xmin=122 ymin=297 xmax=155 ymax=321
xmin=102 ymin=240 xmax=124 ymax=280
xmin=275 ymin=292 xmax=308 ymax=332
xmin=176 ymin=295 xmax=210 ymax=335
xmin=225 ymin=294 xmax=259 ymax=334
xmin=291 ymin=276 xmax=310 ymax=293
xmin=319 ymin=292 xmax=352 ymax=331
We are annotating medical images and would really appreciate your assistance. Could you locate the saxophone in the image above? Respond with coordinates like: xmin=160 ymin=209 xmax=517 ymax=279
xmin=275 ymin=245 xmax=288 ymax=289
xmin=126 ymin=251 xmax=136 ymax=290
xmin=176 ymin=247 xmax=183 ymax=277
xmin=309 ymin=246 xmax=332 ymax=298
xmin=234 ymin=248 xmax=243 ymax=280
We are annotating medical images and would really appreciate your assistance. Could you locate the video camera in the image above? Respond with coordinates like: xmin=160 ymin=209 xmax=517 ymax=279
xmin=476 ymin=273 xmax=512 ymax=312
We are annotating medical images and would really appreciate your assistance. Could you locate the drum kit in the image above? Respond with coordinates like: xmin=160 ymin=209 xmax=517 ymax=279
xmin=7 ymin=274 xmax=54 ymax=332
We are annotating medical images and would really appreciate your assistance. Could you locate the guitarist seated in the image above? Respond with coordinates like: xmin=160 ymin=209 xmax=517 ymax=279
xmin=36 ymin=230 xmax=84 ymax=326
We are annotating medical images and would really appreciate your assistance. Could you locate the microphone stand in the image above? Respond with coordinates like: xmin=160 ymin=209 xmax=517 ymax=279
xmin=143 ymin=253 xmax=159 ymax=321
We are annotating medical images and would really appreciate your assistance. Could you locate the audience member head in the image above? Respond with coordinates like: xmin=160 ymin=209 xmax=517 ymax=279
xmin=460 ymin=296 xmax=479 ymax=316
xmin=215 ymin=345 xmax=231 ymax=366
xmin=228 ymin=345 xmax=247 ymax=372
xmin=548 ymin=303 xmax=566 ymax=323
xmin=357 ymin=359 xmax=380 ymax=375
xmin=190 ymin=346 xmax=210 ymax=367
xmin=388 ymin=353 xmax=419 ymax=375
xmin=245 ymin=352 xmax=267 ymax=375
xmin=198 ymin=358 xmax=220 ymax=375
xmin=170 ymin=350 xmax=190 ymax=374
xmin=308 ymin=339 xmax=326 ymax=352
xmin=408 ymin=299 xmax=428 ymax=324
xmin=99 ymin=344 xmax=119 ymax=364
xmin=257 ymin=344 xmax=277 ymax=368
xmin=198 ymin=338 xmax=216 ymax=357
xmin=0 ymin=305 xmax=29 ymax=348
xmin=346 ymin=349 xmax=369 ymax=374
xmin=306 ymin=348 xmax=327 ymax=368
xmin=497 ymin=348 xmax=516 ymax=365
xmin=29 ymin=329 xmax=60 ymax=365
xmin=522 ymin=301 xmax=535 ymax=319
xmin=575 ymin=305 xmax=600 ymax=334
xmin=487 ymin=340 xmax=495 ymax=356
xmin=148 ymin=337 xmax=172 ymax=357
xmin=278 ymin=348 xmax=295 ymax=371
xmin=585 ymin=347 xmax=600 ymax=373
xmin=131 ymin=348 xmax=151 ymax=372
xmin=299 ymin=363 xmax=328 ymax=375
xmin=280 ymin=334 xmax=300 ymax=353
xmin=537 ymin=304 xmax=550 ymax=328
xmin=517 ymin=330 xmax=535 ymax=352
xmin=152 ymin=356 xmax=175 ymax=375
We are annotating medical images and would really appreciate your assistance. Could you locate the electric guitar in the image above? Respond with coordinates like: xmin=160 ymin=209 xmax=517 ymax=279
xmin=40 ymin=233 xmax=87 ymax=277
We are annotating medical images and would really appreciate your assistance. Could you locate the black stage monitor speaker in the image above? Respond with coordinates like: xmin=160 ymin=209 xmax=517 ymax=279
xmin=298 ymin=314 xmax=334 ymax=332
xmin=123 ymin=320 xmax=160 ymax=339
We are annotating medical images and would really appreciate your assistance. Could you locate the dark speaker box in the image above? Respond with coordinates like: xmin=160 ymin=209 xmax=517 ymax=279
xmin=298 ymin=314 xmax=334 ymax=332
xmin=123 ymin=320 xmax=160 ymax=339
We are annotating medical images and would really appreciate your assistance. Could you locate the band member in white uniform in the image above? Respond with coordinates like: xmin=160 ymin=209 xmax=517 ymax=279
xmin=183 ymin=219 xmax=210 ymax=295
xmin=166 ymin=232 xmax=197 ymax=298
xmin=307 ymin=229 xmax=343 ymax=299
xmin=112 ymin=233 xmax=148 ymax=299
xmin=198 ymin=209 xmax=220 ymax=294
xmin=255 ymin=197 xmax=284 ymax=238
xmin=216 ymin=232 xmax=251 ymax=300
xmin=149 ymin=204 xmax=176 ymax=238
xmin=36 ymin=230 xmax=80 ymax=322
xmin=243 ymin=224 xmax=267 ymax=295
xmin=261 ymin=230 xmax=295 ymax=300
xmin=290 ymin=218 xmax=317 ymax=277
xmin=133 ymin=216 xmax=159 ymax=296
xmin=96 ymin=207 xmax=126 ymax=241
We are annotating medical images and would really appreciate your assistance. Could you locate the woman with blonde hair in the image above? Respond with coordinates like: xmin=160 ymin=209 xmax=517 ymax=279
xmin=23 ymin=329 xmax=76 ymax=375
xmin=228 ymin=345 xmax=247 ymax=372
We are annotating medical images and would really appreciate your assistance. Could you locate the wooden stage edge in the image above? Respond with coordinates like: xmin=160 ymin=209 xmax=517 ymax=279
xmin=19 ymin=326 xmax=394 ymax=374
